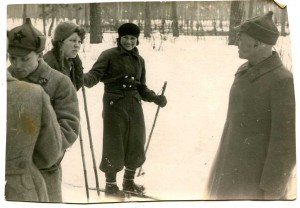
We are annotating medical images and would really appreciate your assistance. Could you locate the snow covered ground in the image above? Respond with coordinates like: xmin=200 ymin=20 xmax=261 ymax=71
xmin=2 ymin=17 xmax=296 ymax=207
xmin=46 ymin=31 xmax=294 ymax=203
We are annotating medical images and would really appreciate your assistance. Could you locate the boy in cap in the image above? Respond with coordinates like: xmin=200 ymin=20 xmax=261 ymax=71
xmin=7 ymin=18 xmax=80 ymax=202
xmin=84 ymin=23 xmax=167 ymax=197
xmin=207 ymin=11 xmax=295 ymax=200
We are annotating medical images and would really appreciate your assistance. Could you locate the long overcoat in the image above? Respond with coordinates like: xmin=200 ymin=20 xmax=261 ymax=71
xmin=207 ymin=52 xmax=295 ymax=200
xmin=8 ymin=59 xmax=80 ymax=202
xmin=84 ymin=44 xmax=158 ymax=173
xmin=6 ymin=73 xmax=62 ymax=202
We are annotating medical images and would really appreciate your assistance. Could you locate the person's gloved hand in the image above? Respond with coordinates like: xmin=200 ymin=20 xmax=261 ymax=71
xmin=154 ymin=95 xmax=167 ymax=107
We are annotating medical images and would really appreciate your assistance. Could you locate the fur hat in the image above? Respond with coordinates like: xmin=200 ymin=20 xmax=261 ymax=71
xmin=118 ymin=23 xmax=140 ymax=38
xmin=53 ymin=21 xmax=80 ymax=42
xmin=7 ymin=18 xmax=46 ymax=57
xmin=234 ymin=11 xmax=279 ymax=45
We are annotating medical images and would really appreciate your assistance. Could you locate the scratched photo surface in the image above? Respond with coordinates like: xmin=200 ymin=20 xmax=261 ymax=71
xmin=4 ymin=0 xmax=296 ymax=204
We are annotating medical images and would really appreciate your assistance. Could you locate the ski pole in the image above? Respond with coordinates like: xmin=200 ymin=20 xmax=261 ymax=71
xmin=81 ymin=83 xmax=101 ymax=197
xmin=137 ymin=81 xmax=167 ymax=177
xmin=79 ymin=129 xmax=90 ymax=202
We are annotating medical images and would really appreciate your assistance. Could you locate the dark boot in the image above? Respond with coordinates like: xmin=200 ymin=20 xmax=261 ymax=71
xmin=122 ymin=168 xmax=145 ymax=195
xmin=104 ymin=172 xmax=124 ymax=198
xmin=105 ymin=183 xmax=125 ymax=198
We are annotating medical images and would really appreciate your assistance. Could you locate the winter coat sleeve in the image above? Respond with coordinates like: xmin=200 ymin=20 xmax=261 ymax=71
xmin=52 ymin=75 xmax=80 ymax=151
xmin=83 ymin=51 xmax=109 ymax=88
xmin=259 ymin=75 xmax=296 ymax=198
xmin=33 ymin=89 xmax=62 ymax=169
xmin=137 ymin=58 xmax=158 ymax=102
xmin=73 ymin=56 xmax=84 ymax=91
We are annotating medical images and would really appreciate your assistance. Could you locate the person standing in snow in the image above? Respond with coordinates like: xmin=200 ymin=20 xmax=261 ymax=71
xmin=7 ymin=18 xmax=80 ymax=202
xmin=84 ymin=23 xmax=167 ymax=197
xmin=207 ymin=11 xmax=295 ymax=200
xmin=6 ymin=71 xmax=62 ymax=202
xmin=44 ymin=21 xmax=86 ymax=91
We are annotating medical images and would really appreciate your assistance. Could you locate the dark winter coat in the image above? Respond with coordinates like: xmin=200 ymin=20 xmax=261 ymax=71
xmin=84 ymin=44 xmax=158 ymax=173
xmin=8 ymin=59 xmax=80 ymax=202
xmin=44 ymin=49 xmax=83 ymax=90
xmin=207 ymin=52 xmax=295 ymax=200
xmin=6 ymin=72 xmax=62 ymax=202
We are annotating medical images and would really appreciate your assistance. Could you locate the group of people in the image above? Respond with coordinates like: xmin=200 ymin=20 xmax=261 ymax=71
xmin=5 ymin=10 xmax=295 ymax=202
xmin=6 ymin=18 xmax=166 ymax=202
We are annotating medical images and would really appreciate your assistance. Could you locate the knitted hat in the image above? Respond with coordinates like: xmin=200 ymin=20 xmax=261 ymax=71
xmin=53 ymin=21 xmax=80 ymax=42
xmin=7 ymin=18 xmax=46 ymax=57
xmin=234 ymin=11 xmax=279 ymax=45
xmin=118 ymin=23 xmax=140 ymax=38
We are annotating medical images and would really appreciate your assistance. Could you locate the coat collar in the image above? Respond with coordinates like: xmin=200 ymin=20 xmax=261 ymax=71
xmin=23 ymin=59 xmax=52 ymax=85
xmin=7 ymin=71 xmax=17 ymax=82
xmin=117 ymin=42 xmax=140 ymax=58
xmin=235 ymin=52 xmax=283 ymax=82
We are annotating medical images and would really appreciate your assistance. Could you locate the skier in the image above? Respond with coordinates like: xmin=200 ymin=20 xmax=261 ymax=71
xmin=207 ymin=11 xmax=295 ymax=200
xmin=84 ymin=23 xmax=167 ymax=197
xmin=7 ymin=18 xmax=80 ymax=202
xmin=44 ymin=21 xmax=86 ymax=91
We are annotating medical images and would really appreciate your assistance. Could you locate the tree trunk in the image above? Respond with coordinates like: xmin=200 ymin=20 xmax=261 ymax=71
xmin=41 ymin=4 xmax=47 ymax=35
xmin=248 ymin=0 xmax=254 ymax=18
xmin=171 ymin=1 xmax=179 ymax=37
xmin=84 ymin=4 xmax=89 ymax=31
xmin=144 ymin=2 xmax=151 ymax=38
xmin=90 ymin=3 xmax=103 ymax=43
xmin=22 ymin=4 xmax=27 ymax=23
xmin=280 ymin=7 xmax=287 ymax=36
xmin=47 ymin=5 xmax=56 ymax=37
xmin=228 ymin=1 xmax=245 ymax=45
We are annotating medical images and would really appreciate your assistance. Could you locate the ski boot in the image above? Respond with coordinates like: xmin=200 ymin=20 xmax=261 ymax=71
xmin=123 ymin=182 xmax=145 ymax=197
xmin=105 ymin=183 xmax=125 ymax=199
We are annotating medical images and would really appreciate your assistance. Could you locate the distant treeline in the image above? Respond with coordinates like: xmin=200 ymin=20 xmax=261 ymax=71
xmin=7 ymin=1 xmax=288 ymax=42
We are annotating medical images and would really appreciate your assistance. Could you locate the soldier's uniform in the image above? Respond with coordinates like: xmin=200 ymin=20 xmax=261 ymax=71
xmin=6 ymin=72 xmax=62 ymax=202
xmin=7 ymin=18 xmax=80 ymax=202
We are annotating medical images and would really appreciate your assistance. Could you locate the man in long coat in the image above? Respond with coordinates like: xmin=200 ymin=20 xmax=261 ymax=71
xmin=7 ymin=18 xmax=80 ymax=202
xmin=207 ymin=11 xmax=295 ymax=200
xmin=6 ymin=72 xmax=62 ymax=202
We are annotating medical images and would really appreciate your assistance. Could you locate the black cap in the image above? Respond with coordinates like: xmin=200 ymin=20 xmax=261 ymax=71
xmin=234 ymin=11 xmax=279 ymax=45
xmin=7 ymin=18 xmax=46 ymax=56
xmin=118 ymin=23 xmax=140 ymax=38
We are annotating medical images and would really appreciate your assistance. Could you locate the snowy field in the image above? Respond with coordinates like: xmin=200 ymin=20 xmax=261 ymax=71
xmin=54 ymin=32 xmax=294 ymax=203
xmin=4 ymin=19 xmax=296 ymax=204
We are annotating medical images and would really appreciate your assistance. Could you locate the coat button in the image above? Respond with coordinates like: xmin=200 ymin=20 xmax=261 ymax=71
xmin=19 ymin=161 xmax=26 ymax=169
xmin=240 ymin=122 xmax=245 ymax=128
xmin=110 ymin=101 xmax=114 ymax=105
xmin=131 ymin=77 xmax=134 ymax=80
xmin=123 ymin=85 xmax=126 ymax=88
xmin=125 ymin=76 xmax=128 ymax=78
xmin=129 ymin=85 xmax=132 ymax=88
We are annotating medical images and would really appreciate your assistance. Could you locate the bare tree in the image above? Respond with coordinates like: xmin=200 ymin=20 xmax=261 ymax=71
xmin=248 ymin=0 xmax=255 ymax=18
xmin=228 ymin=1 xmax=245 ymax=45
xmin=90 ymin=3 xmax=103 ymax=43
xmin=280 ymin=7 xmax=287 ymax=36
xmin=144 ymin=2 xmax=151 ymax=38
xmin=171 ymin=1 xmax=179 ymax=37
xmin=41 ymin=4 xmax=47 ymax=35
xmin=22 ymin=4 xmax=27 ymax=23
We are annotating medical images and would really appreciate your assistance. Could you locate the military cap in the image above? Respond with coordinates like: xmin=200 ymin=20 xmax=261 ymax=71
xmin=234 ymin=11 xmax=279 ymax=45
xmin=7 ymin=18 xmax=46 ymax=57
xmin=118 ymin=23 xmax=140 ymax=38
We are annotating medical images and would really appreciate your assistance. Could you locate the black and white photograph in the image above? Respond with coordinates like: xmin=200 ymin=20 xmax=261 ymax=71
xmin=1 ymin=0 xmax=300 ymax=207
